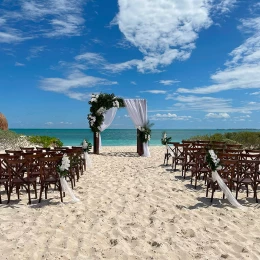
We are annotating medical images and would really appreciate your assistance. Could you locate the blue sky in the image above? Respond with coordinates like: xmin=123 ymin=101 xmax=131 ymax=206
xmin=1 ymin=0 xmax=260 ymax=129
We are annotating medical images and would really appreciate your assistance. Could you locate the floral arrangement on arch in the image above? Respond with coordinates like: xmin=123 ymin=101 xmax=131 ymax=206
xmin=138 ymin=121 xmax=154 ymax=143
xmin=88 ymin=93 xmax=124 ymax=133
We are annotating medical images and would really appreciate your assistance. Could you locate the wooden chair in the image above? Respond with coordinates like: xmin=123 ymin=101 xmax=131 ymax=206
xmin=226 ymin=144 xmax=243 ymax=149
xmin=38 ymin=156 xmax=63 ymax=203
xmin=182 ymin=147 xmax=201 ymax=179
xmin=6 ymin=157 xmax=37 ymax=204
xmin=206 ymin=159 xmax=239 ymax=203
xmin=163 ymin=143 xmax=176 ymax=165
xmin=0 ymin=154 xmax=9 ymax=203
xmin=233 ymin=156 xmax=260 ymax=202
xmin=20 ymin=147 xmax=35 ymax=152
xmin=171 ymin=143 xmax=189 ymax=171
xmin=191 ymin=151 xmax=211 ymax=189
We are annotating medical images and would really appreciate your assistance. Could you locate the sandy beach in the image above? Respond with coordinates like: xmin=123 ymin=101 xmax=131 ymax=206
xmin=0 ymin=146 xmax=260 ymax=260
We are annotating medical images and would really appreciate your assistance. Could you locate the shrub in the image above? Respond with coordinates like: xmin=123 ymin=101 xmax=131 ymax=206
xmin=28 ymin=135 xmax=63 ymax=148
xmin=187 ymin=131 xmax=260 ymax=149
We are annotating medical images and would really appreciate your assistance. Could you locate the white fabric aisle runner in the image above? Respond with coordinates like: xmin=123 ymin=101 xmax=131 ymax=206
xmin=60 ymin=177 xmax=80 ymax=203
xmin=84 ymin=151 xmax=92 ymax=169
xmin=212 ymin=170 xmax=245 ymax=210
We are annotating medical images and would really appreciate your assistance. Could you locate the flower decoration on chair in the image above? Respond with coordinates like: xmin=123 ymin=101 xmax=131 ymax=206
xmin=206 ymin=150 xmax=221 ymax=171
xmin=138 ymin=121 xmax=154 ymax=143
xmin=81 ymin=139 xmax=92 ymax=152
xmin=161 ymin=132 xmax=172 ymax=145
xmin=58 ymin=154 xmax=70 ymax=178
xmin=87 ymin=93 xmax=124 ymax=133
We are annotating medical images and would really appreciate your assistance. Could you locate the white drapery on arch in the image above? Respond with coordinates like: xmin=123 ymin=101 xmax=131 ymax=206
xmin=96 ymin=99 xmax=150 ymax=157
xmin=124 ymin=99 xmax=151 ymax=157
xmin=98 ymin=107 xmax=118 ymax=149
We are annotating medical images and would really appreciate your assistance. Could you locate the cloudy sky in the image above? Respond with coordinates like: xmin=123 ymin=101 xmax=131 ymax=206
xmin=1 ymin=0 xmax=260 ymax=129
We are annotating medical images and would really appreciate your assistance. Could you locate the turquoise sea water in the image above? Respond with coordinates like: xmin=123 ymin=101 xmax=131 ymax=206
xmin=11 ymin=129 xmax=259 ymax=146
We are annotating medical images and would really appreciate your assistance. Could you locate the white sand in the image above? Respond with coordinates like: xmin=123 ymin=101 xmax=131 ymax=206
xmin=0 ymin=146 xmax=259 ymax=260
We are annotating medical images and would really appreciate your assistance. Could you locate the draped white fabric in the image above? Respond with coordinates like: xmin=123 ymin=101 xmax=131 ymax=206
xmin=84 ymin=151 xmax=92 ymax=169
xmin=60 ymin=177 xmax=80 ymax=203
xmin=98 ymin=107 xmax=118 ymax=149
xmin=212 ymin=170 xmax=245 ymax=210
xmin=124 ymin=99 xmax=150 ymax=157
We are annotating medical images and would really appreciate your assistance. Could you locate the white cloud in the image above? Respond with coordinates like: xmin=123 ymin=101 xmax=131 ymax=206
xmin=205 ymin=112 xmax=230 ymax=119
xmin=15 ymin=62 xmax=25 ymax=66
xmin=177 ymin=17 xmax=260 ymax=94
xmin=250 ymin=91 xmax=260 ymax=95
xmin=166 ymin=94 xmax=260 ymax=113
xmin=39 ymin=71 xmax=118 ymax=101
xmin=131 ymin=81 xmax=136 ymax=85
xmin=159 ymin=80 xmax=180 ymax=86
xmin=0 ymin=0 xmax=85 ymax=42
xmin=140 ymin=90 xmax=166 ymax=94
xmin=111 ymin=0 xmax=214 ymax=73
xmin=26 ymin=46 xmax=46 ymax=60
xmin=150 ymin=113 xmax=191 ymax=121
xmin=59 ymin=122 xmax=72 ymax=125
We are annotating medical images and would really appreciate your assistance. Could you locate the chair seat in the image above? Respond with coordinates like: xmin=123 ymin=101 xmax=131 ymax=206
xmin=233 ymin=177 xmax=253 ymax=184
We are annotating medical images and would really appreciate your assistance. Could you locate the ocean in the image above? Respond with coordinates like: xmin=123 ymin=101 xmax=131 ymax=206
xmin=10 ymin=129 xmax=259 ymax=146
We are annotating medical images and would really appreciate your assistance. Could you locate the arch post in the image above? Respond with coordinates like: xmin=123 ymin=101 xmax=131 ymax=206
xmin=137 ymin=129 xmax=144 ymax=156
xmin=93 ymin=132 xmax=100 ymax=154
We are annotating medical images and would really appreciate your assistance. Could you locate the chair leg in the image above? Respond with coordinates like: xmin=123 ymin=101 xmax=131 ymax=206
xmin=210 ymin=187 xmax=215 ymax=203
xmin=38 ymin=185 xmax=43 ymax=203
xmin=27 ymin=184 xmax=31 ymax=205
xmin=45 ymin=185 xmax=48 ymax=199
xmin=59 ymin=183 xmax=63 ymax=203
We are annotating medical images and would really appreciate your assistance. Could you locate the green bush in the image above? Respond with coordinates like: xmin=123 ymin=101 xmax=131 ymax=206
xmin=28 ymin=135 xmax=63 ymax=148
xmin=188 ymin=131 xmax=260 ymax=149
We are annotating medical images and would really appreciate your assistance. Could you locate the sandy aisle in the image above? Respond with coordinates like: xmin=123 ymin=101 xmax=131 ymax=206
xmin=0 ymin=146 xmax=259 ymax=260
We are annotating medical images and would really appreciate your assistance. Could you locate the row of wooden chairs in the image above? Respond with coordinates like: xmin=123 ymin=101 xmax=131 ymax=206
xmin=0 ymin=146 xmax=85 ymax=204
xmin=164 ymin=141 xmax=260 ymax=203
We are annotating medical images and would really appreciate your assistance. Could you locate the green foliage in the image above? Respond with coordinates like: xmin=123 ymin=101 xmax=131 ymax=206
xmin=28 ymin=135 xmax=63 ymax=148
xmin=188 ymin=131 xmax=260 ymax=149
xmin=138 ymin=121 xmax=154 ymax=143
xmin=0 ymin=129 xmax=23 ymax=149
xmin=88 ymin=93 xmax=125 ymax=133
xmin=161 ymin=131 xmax=172 ymax=145
xmin=81 ymin=139 xmax=92 ymax=152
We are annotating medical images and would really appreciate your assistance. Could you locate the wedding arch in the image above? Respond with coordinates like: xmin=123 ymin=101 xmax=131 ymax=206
xmin=87 ymin=93 xmax=151 ymax=157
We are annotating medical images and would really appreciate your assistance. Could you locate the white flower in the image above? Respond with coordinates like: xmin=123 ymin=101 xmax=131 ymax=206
xmin=97 ymin=107 xmax=106 ymax=115
xmin=82 ymin=140 xmax=88 ymax=149
xmin=113 ymin=100 xmax=119 ymax=108
xmin=60 ymin=154 xmax=70 ymax=171
xmin=148 ymin=135 xmax=151 ymax=141
xmin=90 ymin=97 xmax=97 ymax=103
xmin=163 ymin=133 xmax=167 ymax=140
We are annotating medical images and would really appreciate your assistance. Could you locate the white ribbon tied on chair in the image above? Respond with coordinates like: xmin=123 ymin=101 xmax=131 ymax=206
xmin=60 ymin=177 xmax=80 ymax=203
xmin=212 ymin=170 xmax=244 ymax=209
xmin=84 ymin=151 xmax=92 ymax=169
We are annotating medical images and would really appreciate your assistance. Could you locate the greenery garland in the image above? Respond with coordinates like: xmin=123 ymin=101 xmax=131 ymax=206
xmin=206 ymin=149 xmax=221 ymax=171
xmin=161 ymin=131 xmax=172 ymax=145
xmin=88 ymin=93 xmax=124 ymax=133
xmin=138 ymin=121 xmax=154 ymax=143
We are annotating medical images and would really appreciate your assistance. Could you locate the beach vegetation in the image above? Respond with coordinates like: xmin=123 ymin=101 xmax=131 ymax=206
xmin=188 ymin=131 xmax=260 ymax=149
xmin=28 ymin=135 xmax=63 ymax=148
